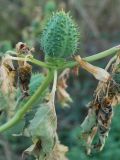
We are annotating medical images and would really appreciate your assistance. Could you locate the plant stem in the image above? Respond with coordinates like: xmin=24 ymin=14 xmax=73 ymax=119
xmin=61 ymin=45 xmax=120 ymax=69
xmin=84 ymin=45 xmax=120 ymax=62
xmin=0 ymin=70 xmax=54 ymax=133
xmin=7 ymin=55 xmax=49 ymax=69
xmin=28 ymin=57 xmax=50 ymax=68
xmin=51 ymin=70 xmax=57 ymax=104
xmin=6 ymin=51 xmax=49 ymax=68
xmin=7 ymin=45 xmax=120 ymax=70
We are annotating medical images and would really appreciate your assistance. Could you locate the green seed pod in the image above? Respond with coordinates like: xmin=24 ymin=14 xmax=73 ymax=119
xmin=41 ymin=11 xmax=79 ymax=59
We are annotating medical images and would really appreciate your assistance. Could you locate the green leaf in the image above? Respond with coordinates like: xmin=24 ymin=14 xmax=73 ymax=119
xmin=27 ymin=102 xmax=57 ymax=159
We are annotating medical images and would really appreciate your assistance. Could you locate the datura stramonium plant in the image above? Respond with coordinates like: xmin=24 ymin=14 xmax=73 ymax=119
xmin=0 ymin=10 xmax=120 ymax=160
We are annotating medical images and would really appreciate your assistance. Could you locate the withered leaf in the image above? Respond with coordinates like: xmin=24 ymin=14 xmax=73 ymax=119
xmin=0 ymin=55 xmax=17 ymax=118
xmin=0 ymin=55 xmax=16 ymax=94
xmin=18 ymin=63 xmax=32 ymax=96
xmin=57 ymin=68 xmax=72 ymax=107
xmin=49 ymin=142 xmax=68 ymax=160
xmin=27 ymin=101 xmax=57 ymax=160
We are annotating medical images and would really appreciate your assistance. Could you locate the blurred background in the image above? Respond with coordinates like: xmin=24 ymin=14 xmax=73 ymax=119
xmin=0 ymin=0 xmax=120 ymax=160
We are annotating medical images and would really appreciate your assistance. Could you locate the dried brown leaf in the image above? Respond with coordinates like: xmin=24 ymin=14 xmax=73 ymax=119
xmin=72 ymin=65 xmax=79 ymax=77
xmin=0 ymin=55 xmax=17 ymax=118
xmin=49 ymin=142 xmax=69 ymax=160
xmin=57 ymin=68 xmax=72 ymax=107
xmin=0 ymin=55 xmax=16 ymax=94
xmin=18 ymin=63 xmax=32 ymax=96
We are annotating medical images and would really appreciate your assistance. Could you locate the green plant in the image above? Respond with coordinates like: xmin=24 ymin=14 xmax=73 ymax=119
xmin=0 ymin=11 xmax=120 ymax=160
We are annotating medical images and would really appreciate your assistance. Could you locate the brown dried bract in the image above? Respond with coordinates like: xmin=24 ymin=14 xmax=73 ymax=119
xmin=72 ymin=65 xmax=79 ymax=77
xmin=74 ymin=55 xmax=110 ymax=82
xmin=18 ymin=63 xmax=32 ymax=97
xmin=57 ymin=68 xmax=72 ymax=107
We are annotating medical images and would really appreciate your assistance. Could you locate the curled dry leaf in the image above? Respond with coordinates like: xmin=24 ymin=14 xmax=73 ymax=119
xmin=49 ymin=141 xmax=68 ymax=160
xmin=74 ymin=55 xmax=110 ymax=82
xmin=0 ymin=55 xmax=17 ymax=118
xmin=18 ymin=63 xmax=32 ymax=97
xmin=0 ymin=55 xmax=16 ymax=94
xmin=79 ymin=56 xmax=120 ymax=155
xmin=23 ymin=70 xmax=59 ymax=160
xmin=24 ymin=108 xmax=55 ymax=160
xmin=57 ymin=68 xmax=72 ymax=107
xmin=80 ymin=98 xmax=113 ymax=155
xmin=23 ymin=70 xmax=69 ymax=160
xmin=86 ymin=126 xmax=98 ymax=155
xmin=24 ymin=100 xmax=57 ymax=160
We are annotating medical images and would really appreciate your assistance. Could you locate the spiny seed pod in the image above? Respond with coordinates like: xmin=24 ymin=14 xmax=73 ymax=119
xmin=41 ymin=11 xmax=79 ymax=59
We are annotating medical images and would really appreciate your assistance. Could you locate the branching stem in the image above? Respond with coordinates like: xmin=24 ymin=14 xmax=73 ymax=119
xmin=1 ymin=45 xmax=120 ymax=132
xmin=6 ymin=45 xmax=120 ymax=70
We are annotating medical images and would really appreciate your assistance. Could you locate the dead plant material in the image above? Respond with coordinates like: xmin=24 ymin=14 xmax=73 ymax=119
xmin=15 ymin=42 xmax=33 ymax=97
xmin=57 ymin=68 xmax=72 ymax=107
xmin=74 ymin=55 xmax=110 ymax=82
xmin=0 ymin=55 xmax=17 ymax=118
xmin=18 ymin=63 xmax=32 ymax=97
xmin=0 ymin=55 xmax=17 ymax=94
xmin=80 ymin=55 xmax=120 ymax=154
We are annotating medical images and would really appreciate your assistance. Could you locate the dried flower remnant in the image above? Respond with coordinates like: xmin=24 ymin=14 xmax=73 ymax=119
xmin=75 ymin=55 xmax=110 ymax=82
xmin=57 ymin=68 xmax=72 ymax=107
xmin=18 ymin=63 xmax=32 ymax=97
xmin=80 ymin=56 xmax=120 ymax=154
xmin=15 ymin=42 xmax=33 ymax=97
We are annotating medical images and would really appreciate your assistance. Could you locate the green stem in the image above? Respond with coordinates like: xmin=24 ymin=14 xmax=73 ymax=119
xmin=10 ymin=45 xmax=120 ymax=70
xmin=9 ymin=56 xmax=49 ymax=69
xmin=61 ymin=45 xmax=120 ymax=69
xmin=7 ymin=50 xmax=49 ymax=68
xmin=84 ymin=45 xmax=120 ymax=62
xmin=28 ymin=57 xmax=50 ymax=68
xmin=0 ymin=70 xmax=54 ymax=133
